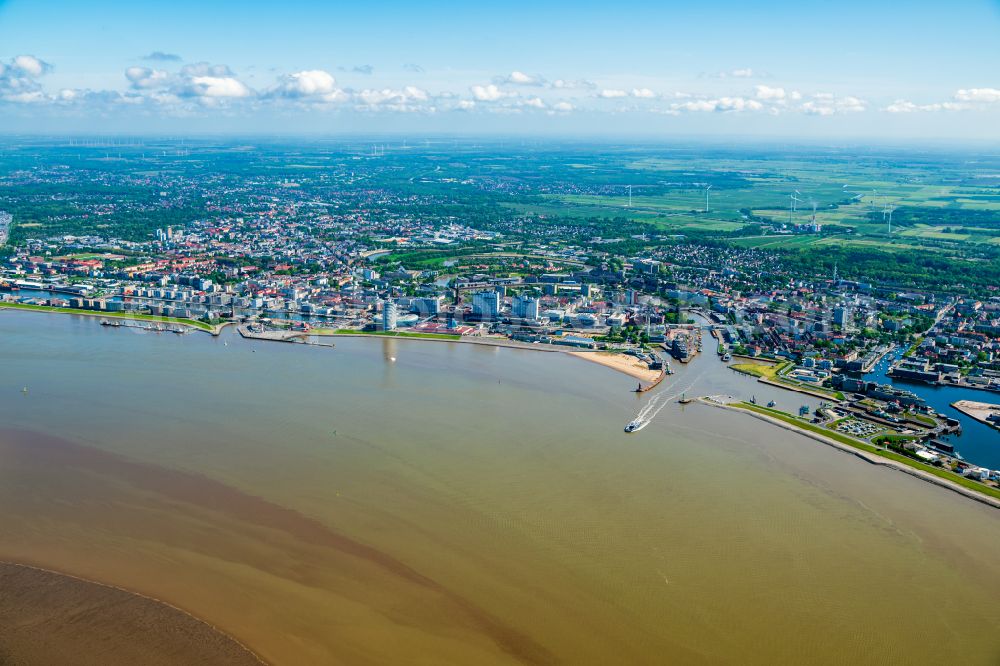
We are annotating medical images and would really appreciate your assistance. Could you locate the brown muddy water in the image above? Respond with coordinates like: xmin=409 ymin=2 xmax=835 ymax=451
xmin=1 ymin=309 xmax=999 ymax=665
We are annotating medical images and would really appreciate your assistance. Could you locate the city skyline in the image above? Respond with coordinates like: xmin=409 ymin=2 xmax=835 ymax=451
xmin=1 ymin=0 xmax=1000 ymax=138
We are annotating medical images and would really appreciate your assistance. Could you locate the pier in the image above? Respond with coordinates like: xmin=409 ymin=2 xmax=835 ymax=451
xmin=634 ymin=366 xmax=667 ymax=393
xmin=100 ymin=320 xmax=189 ymax=334
xmin=237 ymin=324 xmax=336 ymax=348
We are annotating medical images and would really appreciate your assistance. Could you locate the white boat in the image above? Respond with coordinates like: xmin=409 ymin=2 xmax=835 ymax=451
xmin=624 ymin=419 xmax=648 ymax=433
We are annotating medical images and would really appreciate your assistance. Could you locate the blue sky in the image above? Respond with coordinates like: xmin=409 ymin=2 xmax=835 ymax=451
xmin=1 ymin=0 xmax=999 ymax=138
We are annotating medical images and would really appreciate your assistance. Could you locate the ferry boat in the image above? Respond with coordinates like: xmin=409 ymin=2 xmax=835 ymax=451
xmin=624 ymin=419 xmax=648 ymax=433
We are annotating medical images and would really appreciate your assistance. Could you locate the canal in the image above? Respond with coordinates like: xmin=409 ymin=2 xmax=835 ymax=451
xmin=866 ymin=349 xmax=1000 ymax=469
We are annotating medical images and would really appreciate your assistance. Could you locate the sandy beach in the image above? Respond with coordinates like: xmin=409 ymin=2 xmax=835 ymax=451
xmin=569 ymin=351 xmax=661 ymax=382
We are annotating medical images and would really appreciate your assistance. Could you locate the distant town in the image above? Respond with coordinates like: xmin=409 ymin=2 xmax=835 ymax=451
xmin=2 ymin=140 xmax=1000 ymax=500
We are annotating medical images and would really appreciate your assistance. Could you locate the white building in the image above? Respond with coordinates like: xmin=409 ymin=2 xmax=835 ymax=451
xmin=382 ymin=299 xmax=398 ymax=331
xmin=511 ymin=295 xmax=540 ymax=320
xmin=472 ymin=290 xmax=500 ymax=320
xmin=411 ymin=296 xmax=442 ymax=316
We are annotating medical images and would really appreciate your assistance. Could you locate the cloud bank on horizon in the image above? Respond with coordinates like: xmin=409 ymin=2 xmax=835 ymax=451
xmin=0 ymin=0 xmax=998 ymax=136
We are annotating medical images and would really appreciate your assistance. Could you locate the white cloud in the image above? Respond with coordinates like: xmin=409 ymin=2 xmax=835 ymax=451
xmin=502 ymin=71 xmax=543 ymax=86
xmin=955 ymin=88 xmax=1000 ymax=103
xmin=551 ymin=78 xmax=595 ymax=90
xmin=0 ymin=55 xmax=52 ymax=103
xmin=835 ymin=95 xmax=866 ymax=112
xmin=12 ymin=55 xmax=49 ymax=77
xmin=4 ymin=90 xmax=47 ymax=103
xmin=755 ymin=85 xmax=785 ymax=100
xmin=125 ymin=66 xmax=171 ymax=90
xmin=470 ymin=84 xmax=509 ymax=101
xmin=123 ymin=62 xmax=254 ymax=102
xmin=349 ymin=86 xmax=432 ymax=112
xmin=180 ymin=62 xmax=234 ymax=78
xmin=185 ymin=76 xmax=251 ymax=98
xmin=668 ymin=96 xmax=763 ymax=113
xmin=800 ymin=93 xmax=866 ymax=115
xmin=402 ymin=85 xmax=428 ymax=101
xmin=272 ymin=70 xmax=338 ymax=97
xmin=356 ymin=86 xmax=429 ymax=106
xmin=673 ymin=99 xmax=717 ymax=112
xmin=720 ymin=97 xmax=763 ymax=112
xmin=0 ymin=54 xmax=904 ymax=128
xmin=885 ymin=100 xmax=928 ymax=113
xmin=884 ymin=99 xmax=967 ymax=113
xmin=877 ymin=88 xmax=1000 ymax=115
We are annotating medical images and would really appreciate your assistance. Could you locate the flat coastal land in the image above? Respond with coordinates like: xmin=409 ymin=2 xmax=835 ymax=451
xmin=3 ymin=306 xmax=662 ymax=384
xmin=708 ymin=400 xmax=1000 ymax=509
xmin=952 ymin=400 xmax=1000 ymax=431
xmin=0 ymin=562 xmax=262 ymax=666
xmin=0 ymin=302 xmax=225 ymax=334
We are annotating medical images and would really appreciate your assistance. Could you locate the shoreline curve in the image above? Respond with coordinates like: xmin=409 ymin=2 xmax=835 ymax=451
xmin=0 ymin=560 xmax=267 ymax=666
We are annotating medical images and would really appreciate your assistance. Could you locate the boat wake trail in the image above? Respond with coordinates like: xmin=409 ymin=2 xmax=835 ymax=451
xmin=636 ymin=394 xmax=663 ymax=421
xmin=632 ymin=370 xmax=708 ymax=428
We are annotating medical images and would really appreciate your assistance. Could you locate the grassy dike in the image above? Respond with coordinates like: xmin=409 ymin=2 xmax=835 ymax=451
xmin=733 ymin=402 xmax=1000 ymax=503
xmin=0 ymin=301 xmax=216 ymax=332
xmin=731 ymin=360 xmax=845 ymax=401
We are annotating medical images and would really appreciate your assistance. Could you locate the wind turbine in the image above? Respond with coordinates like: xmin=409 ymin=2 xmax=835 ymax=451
xmin=871 ymin=188 xmax=878 ymax=212
xmin=887 ymin=205 xmax=895 ymax=234
xmin=627 ymin=184 xmax=633 ymax=208
xmin=705 ymin=184 xmax=712 ymax=213
xmin=793 ymin=190 xmax=802 ymax=212
xmin=788 ymin=192 xmax=804 ymax=223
